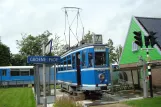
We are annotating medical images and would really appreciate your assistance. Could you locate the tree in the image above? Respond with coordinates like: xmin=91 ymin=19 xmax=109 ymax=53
xmin=16 ymin=30 xmax=52 ymax=56
xmin=106 ymin=39 xmax=116 ymax=63
xmin=16 ymin=30 xmax=65 ymax=65
xmin=115 ymin=45 xmax=123 ymax=64
xmin=0 ymin=42 xmax=11 ymax=66
xmin=82 ymin=31 xmax=93 ymax=43
xmin=10 ymin=54 xmax=26 ymax=66
xmin=52 ymin=34 xmax=65 ymax=55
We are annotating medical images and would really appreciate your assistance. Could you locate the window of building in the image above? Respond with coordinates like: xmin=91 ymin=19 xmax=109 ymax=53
xmin=2 ymin=70 xmax=6 ymax=76
xmin=132 ymin=42 xmax=138 ymax=51
xmin=21 ymin=71 xmax=29 ymax=76
xmin=82 ymin=51 xmax=86 ymax=67
xmin=72 ymin=54 xmax=76 ymax=69
xmin=11 ymin=71 xmax=20 ymax=76
xmin=95 ymin=52 xmax=106 ymax=66
xmin=88 ymin=53 xmax=93 ymax=67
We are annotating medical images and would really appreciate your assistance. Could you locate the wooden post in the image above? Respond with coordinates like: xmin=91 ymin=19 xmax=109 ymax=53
xmin=131 ymin=70 xmax=135 ymax=91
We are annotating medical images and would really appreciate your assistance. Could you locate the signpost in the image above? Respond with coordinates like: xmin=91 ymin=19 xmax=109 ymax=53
xmin=27 ymin=39 xmax=60 ymax=107
xmin=138 ymin=56 xmax=148 ymax=98
xmin=27 ymin=56 xmax=60 ymax=64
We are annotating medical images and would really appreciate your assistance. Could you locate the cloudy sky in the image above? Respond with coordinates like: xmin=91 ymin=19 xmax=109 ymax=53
xmin=0 ymin=0 xmax=161 ymax=54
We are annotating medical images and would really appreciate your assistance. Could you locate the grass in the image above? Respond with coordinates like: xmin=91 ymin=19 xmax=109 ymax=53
xmin=0 ymin=87 xmax=36 ymax=107
xmin=53 ymin=95 xmax=83 ymax=107
xmin=50 ymin=85 xmax=61 ymax=89
xmin=125 ymin=96 xmax=161 ymax=107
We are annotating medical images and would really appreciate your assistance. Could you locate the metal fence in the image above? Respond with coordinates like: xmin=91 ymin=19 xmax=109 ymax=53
xmin=0 ymin=80 xmax=34 ymax=87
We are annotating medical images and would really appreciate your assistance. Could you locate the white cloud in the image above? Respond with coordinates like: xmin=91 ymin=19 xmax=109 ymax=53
xmin=0 ymin=0 xmax=161 ymax=54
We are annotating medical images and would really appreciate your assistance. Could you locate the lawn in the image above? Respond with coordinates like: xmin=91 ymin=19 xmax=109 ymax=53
xmin=0 ymin=87 xmax=36 ymax=107
xmin=125 ymin=96 xmax=161 ymax=107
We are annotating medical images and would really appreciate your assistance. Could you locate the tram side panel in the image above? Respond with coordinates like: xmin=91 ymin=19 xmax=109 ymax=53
xmin=1 ymin=69 xmax=10 ymax=81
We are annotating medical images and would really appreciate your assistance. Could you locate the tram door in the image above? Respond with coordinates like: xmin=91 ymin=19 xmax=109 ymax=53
xmin=76 ymin=52 xmax=81 ymax=86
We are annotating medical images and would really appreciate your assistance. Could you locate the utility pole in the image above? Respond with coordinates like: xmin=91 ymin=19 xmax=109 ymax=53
xmin=42 ymin=43 xmax=47 ymax=107
xmin=146 ymin=49 xmax=153 ymax=97
xmin=138 ymin=56 xmax=148 ymax=98
xmin=54 ymin=63 xmax=56 ymax=102
xmin=144 ymin=31 xmax=157 ymax=98
xmin=110 ymin=64 xmax=114 ymax=94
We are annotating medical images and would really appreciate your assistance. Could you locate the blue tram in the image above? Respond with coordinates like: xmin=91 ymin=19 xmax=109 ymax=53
xmin=55 ymin=37 xmax=110 ymax=91
xmin=0 ymin=66 xmax=34 ymax=85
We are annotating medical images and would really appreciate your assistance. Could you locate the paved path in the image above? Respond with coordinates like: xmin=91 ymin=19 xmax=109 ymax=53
xmin=90 ymin=103 xmax=131 ymax=107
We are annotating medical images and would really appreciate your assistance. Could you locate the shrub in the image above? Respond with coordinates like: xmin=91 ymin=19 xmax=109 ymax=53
xmin=50 ymin=85 xmax=61 ymax=89
xmin=28 ymin=84 xmax=32 ymax=88
xmin=53 ymin=95 xmax=83 ymax=107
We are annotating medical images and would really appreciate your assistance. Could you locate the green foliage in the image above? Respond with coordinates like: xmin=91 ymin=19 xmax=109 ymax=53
xmin=125 ymin=96 xmax=161 ymax=107
xmin=106 ymin=39 xmax=123 ymax=64
xmin=52 ymin=34 xmax=65 ymax=55
xmin=106 ymin=39 xmax=116 ymax=63
xmin=0 ymin=88 xmax=36 ymax=107
xmin=82 ymin=31 xmax=93 ymax=43
xmin=10 ymin=54 xmax=27 ymax=66
xmin=115 ymin=45 xmax=123 ymax=63
xmin=54 ymin=96 xmax=83 ymax=107
xmin=16 ymin=30 xmax=51 ymax=56
xmin=0 ymin=42 xmax=11 ymax=66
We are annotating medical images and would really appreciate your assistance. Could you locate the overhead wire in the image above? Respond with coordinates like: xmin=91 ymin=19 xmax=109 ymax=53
xmin=64 ymin=10 xmax=67 ymax=45
xmin=76 ymin=10 xmax=79 ymax=41
xmin=78 ymin=12 xmax=84 ymax=39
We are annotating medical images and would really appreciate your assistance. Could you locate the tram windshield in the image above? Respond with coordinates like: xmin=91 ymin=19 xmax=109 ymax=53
xmin=95 ymin=52 xmax=106 ymax=66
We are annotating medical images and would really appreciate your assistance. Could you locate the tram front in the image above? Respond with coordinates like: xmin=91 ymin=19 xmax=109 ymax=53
xmin=94 ymin=45 xmax=110 ymax=90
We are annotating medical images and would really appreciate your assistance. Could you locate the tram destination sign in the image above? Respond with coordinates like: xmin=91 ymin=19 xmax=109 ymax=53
xmin=27 ymin=56 xmax=60 ymax=64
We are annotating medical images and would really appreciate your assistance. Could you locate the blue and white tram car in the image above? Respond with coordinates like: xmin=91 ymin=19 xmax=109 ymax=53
xmin=0 ymin=66 xmax=34 ymax=86
xmin=56 ymin=43 xmax=110 ymax=92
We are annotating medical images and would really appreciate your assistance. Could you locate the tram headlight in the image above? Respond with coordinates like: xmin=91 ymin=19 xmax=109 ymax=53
xmin=99 ymin=73 xmax=105 ymax=81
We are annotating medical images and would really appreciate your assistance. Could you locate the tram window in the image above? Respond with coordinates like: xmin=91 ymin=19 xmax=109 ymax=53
xmin=21 ymin=71 xmax=29 ymax=76
xmin=64 ymin=60 xmax=67 ymax=70
xmin=67 ymin=59 xmax=72 ymax=70
xmin=11 ymin=71 xmax=20 ymax=76
xmin=58 ymin=64 xmax=60 ymax=71
xmin=95 ymin=52 xmax=106 ymax=66
xmin=30 ymin=69 xmax=34 ymax=75
xmin=88 ymin=53 xmax=93 ymax=67
xmin=61 ymin=67 xmax=63 ymax=71
xmin=72 ymin=54 xmax=76 ymax=69
xmin=60 ymin=63 xmax=63 ymax=71
xmin=2 ymin=70 xmax=6 ymax=76
xmin=67 ymin=55 xmax=71 ymax=60
xmin=82 ymin=51 xmax=86 ymax=67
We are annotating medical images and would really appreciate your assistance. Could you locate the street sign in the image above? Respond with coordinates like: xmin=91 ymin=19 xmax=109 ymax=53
xmin=45 ymin=39 xmax=53 ymax=54
xmin=27 ymin=56 xmax=60 ymax=64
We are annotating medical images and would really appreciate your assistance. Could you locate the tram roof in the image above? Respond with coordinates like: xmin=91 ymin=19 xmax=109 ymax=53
xmin=61 ymin=44 xmax=107 ymax=58
xmin=0 ymin=66 xmax=34 ymax=69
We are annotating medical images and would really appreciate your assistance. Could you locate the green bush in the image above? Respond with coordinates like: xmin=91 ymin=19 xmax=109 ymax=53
xmin=53 ymin=96 xmax=83 ymax=107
